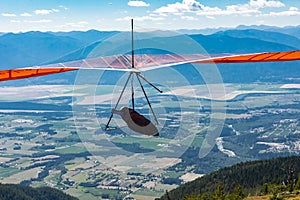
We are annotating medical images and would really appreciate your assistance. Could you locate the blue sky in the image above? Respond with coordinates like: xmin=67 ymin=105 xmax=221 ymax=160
xmin=1 ymin=0 xmax=300 ymax=32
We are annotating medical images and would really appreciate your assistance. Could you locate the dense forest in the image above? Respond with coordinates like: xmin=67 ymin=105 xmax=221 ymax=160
xmin=158 ymin=156 xmax=300 ymax=200
xmin=0 ymin=184 xmax=78 ymax=200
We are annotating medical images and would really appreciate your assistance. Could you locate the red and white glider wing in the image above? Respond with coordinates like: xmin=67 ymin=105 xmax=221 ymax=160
xmin=0 ymin=50 xmax=300 ymax=82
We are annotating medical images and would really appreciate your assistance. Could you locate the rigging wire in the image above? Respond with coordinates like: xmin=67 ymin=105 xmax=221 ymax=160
xmin=131 ymin=19 xmax=135 ymax=110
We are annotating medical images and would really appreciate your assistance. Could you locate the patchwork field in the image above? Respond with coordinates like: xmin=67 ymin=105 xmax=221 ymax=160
xmin=0 ymin=83 xmax=299 ymax=199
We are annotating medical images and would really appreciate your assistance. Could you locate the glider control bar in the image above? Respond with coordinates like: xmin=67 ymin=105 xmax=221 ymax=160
xmin=0 ymin=68 xmax=78 ymax=82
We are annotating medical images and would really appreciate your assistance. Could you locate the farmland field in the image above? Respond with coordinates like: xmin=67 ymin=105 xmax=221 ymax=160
xmin=0 ymin=83 xmax=299 ymax=199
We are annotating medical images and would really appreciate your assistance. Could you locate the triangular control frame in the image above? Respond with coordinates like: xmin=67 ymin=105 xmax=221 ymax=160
xmin=105 ymin=19 xmax=162 ymax=130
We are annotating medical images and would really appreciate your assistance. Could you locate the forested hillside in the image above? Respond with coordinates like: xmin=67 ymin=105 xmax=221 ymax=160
xmin=0 ymin=183 xmax=78 ymax=200
xmin=159 ymin=156 xmax=300 ymax=200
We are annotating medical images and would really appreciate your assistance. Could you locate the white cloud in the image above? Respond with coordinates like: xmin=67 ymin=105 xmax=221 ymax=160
xmin=11 ymin=20 xmax=21 ymax=23
xmin=154 ymin=0 xmax=285 ymax=16
xmin=216 ymin=4 xmax=259 ymax=16
xmin=249 ymin=0 xmax=284 ymax=8
xmin=181 ymin=15 xmax=197 ymax=20
xmin=24 ymin=19 xmax=52 ymax=23
xmin=263 ymin=6 xmax=300 ymax=16
xmin=20 ymin=13 xmax=32 ymax=17
xmin=206 ymin=16 xmax=215 ymax=20
xmin=34 ymin=9 xmax=59 ymax=15
xmin=128 ymin=0 xmax=150 ymax=7
xmin=154 ymin=0 xmax=204 ymax=14
xmin=59 ymin=5 xmax=69 ymax=10
xmin=61 ymin=21 xmax=89 ymax=28
xmin=149 ymin=13 xmax=167 ymax=17
xmin=147 ymin=0 xmax=300 ymax=29
xmin=78 ymin=21 xmax=88 ymax=25
xmin=2 ymin=13 xmax=17 ymax=17
xmin=288 ymin=6 xmax=299 ymax=11
xmin=220 ymin=0 xmax=284 ymax=16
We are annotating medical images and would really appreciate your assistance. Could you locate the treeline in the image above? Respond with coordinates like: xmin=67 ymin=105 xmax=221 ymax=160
xmin=0 ymin=183 xmax=78 ymax=200
xmin=182 ymin=180 xmax=300 ymax=200
xmin=158 ymin=156 xmax=300 ymax=200
xmin=182 ymin=184 xmax=246 ymax=200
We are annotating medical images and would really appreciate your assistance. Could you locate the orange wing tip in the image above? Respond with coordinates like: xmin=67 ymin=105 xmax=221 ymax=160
xmin=0 ymin=67 xmax=78 ymax=82
xmin=193 ymin=50 xmax=300 ymax=64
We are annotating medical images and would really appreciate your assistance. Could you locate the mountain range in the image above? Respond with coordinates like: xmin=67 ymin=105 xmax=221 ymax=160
xmin=0 ymin=30 xmax=118 ymax=68
xmin=178 ymin=24 xmax=300 ymax=38
xmin=0 ymin=25 xmax=299 ymax=85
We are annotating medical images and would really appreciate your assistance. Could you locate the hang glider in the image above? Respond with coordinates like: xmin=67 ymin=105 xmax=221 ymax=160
xmin=1 ymin=50 xmax=300 ymax=82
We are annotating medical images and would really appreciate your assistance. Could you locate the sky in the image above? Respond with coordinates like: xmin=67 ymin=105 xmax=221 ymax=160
xmin=1 ymin=0 xmax=300 ymax=32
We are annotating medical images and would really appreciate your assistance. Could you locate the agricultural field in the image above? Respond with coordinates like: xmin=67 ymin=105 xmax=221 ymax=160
xmin=0 ymin=84 xmax=299 ymax=199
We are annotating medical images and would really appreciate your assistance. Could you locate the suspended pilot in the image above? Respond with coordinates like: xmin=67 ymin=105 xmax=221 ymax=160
xmin=112 ymin=107 xmax=159 ymax=136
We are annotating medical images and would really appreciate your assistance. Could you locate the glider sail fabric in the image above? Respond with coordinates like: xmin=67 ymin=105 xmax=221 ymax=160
xmin=0 ymin=50 xmax=300 ymax=82
xmin=0 ymin=68 xmax=78 ymax=82
xmin=192 ymin=50 xmax=300 ymax=64
xmin=131 ymin=50 xmax=300 ymax=71
xmin=45 ymin=54 xmax=207 ymax=71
